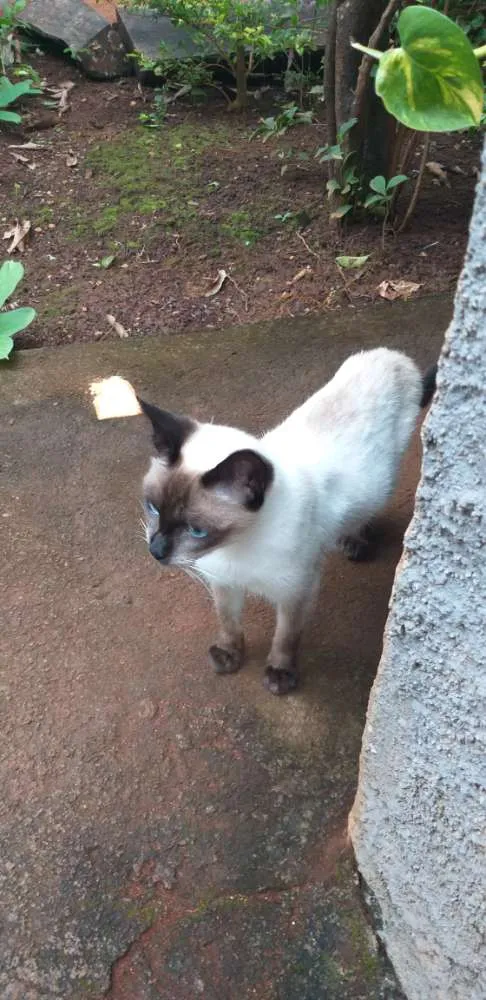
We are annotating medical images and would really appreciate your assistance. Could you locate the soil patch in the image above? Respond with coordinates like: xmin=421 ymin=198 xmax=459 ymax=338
xmin=1 ymin=51 xmax=480 ymax=348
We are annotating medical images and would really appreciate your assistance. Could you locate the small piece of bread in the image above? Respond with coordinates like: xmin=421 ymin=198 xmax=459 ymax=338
xmin=89 ymin=376 xmax=141 ymax=420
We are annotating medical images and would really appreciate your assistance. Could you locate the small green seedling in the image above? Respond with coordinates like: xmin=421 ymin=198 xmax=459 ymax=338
xmin=315 ymin=117 xmax=357 ymax=164
xmin=252 ymin=104 xmax=314 ymax=142
xmin=139 ymin=89 xmax=167 ymax=129
xmin=0 ymin=260 xmax=36 ymax=359
xmin=326 ymin=163 xmax=361 ymax=220
xmin=364 ymin=174 xmax=408 ymax=212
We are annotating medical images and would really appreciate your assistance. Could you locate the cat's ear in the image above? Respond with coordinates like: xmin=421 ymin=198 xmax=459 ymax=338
xmin=201 ymin=449 xmax=273 ymax=511
xmin=138 ymin=399 xmax=195 ymax=465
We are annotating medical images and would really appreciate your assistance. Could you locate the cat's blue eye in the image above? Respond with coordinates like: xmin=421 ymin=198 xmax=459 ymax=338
xmin=145 ymin=501 xmax=159 ymax=518
xmin=188 ymin=525 xmax=208 ymax=539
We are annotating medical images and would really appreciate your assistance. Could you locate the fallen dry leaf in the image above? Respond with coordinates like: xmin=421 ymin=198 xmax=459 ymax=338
xmin=426 ymin=161 xmax=450 ymax=186
xmin=66 ymin=151 xmax=78 ymax=167
xmin=290 ymin=266 xmax=313 ymax=284
xmin=377 ymin=280 xmax=421 ymax=302
xmin=8 ymin=141 xmax=44 ymax=150
xmin=9 ymin=151 xmax=35 ymax=170
xmin=3 ymin=218 xmax=31 ymax=254
xmin=204 ymin=268 xmax=228 ymax=298
xmin=46 ymin=80 xmax=75 ymax=115
xmin=106 ymin=314 xmax=129 ymax=339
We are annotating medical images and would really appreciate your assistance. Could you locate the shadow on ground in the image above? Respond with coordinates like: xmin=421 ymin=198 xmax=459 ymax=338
xmin=0 ymin=296 xmax=450 ymax=999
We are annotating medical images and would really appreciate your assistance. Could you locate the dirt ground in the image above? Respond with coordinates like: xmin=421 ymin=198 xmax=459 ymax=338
xmin=1 ymin=50 xmax=480 ymax=348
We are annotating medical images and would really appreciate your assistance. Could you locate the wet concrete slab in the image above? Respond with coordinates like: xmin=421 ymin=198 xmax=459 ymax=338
xmin=1 ymin=295 xmax=451 ymax=999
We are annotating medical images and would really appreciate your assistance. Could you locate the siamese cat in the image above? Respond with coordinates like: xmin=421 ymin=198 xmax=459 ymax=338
xmin=139 ymin=348 xmax=436 ymax=695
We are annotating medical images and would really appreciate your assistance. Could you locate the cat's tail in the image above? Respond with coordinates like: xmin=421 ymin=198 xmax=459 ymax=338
xmin=420 ymin=363 xmax=438 ymax=408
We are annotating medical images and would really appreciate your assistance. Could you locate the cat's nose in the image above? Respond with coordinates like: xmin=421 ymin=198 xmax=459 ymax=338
xmin=149 ymin=532 xmax=168 ymax=562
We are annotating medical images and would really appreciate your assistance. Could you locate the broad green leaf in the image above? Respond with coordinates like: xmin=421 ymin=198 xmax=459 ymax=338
xmin=387 ymin=173 xmax=408 ymax=189
xmin=364 ymin=193 xmax=385 ymax=208
xmin=0 ymin=260 xmax=24 ymax=308
xmin=363 ymin=7 xmax=484 ymax=131
xmin=0 ymin=75 xmax=41 ymax=107
xmin=0 ymin=306 xmax=36 ymax=338
xmin=0 ymin=109 xmax=22 ymax=123
xmin=369 ymin=175 xmax=387 ymax=195
xmin=326 ymin=178 xmax=341 ymax=197
xmin=0 ymin=332 xmax=15 ymax=360
xmin=336 ymin=117 xmax=358 ymax=141
xmin=330 ymin=204 xmax=353 ymax=219
xmin=94 ymin=254 xmax=116 ymax=270
xmin=335 ymin=255 xmax=370 ymax=269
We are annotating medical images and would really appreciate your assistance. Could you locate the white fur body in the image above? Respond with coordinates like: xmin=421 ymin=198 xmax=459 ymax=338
xmin=185 ymin=348 xmax=423 ymax=604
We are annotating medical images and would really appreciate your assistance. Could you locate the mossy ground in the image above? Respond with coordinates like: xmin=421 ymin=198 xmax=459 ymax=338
xmin=70 ymin=122 xmax=283 ymax=251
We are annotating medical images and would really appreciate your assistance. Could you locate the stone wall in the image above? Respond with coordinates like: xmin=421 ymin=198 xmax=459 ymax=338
xmin=349 ymin=139 xmax=486 ymax=1000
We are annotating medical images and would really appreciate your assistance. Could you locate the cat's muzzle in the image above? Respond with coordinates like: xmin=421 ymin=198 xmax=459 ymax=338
xmin=149 ymin=532 xmax=170 ymax=563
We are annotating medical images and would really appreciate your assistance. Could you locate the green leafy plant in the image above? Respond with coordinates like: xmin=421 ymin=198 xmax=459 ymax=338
xmin=0 ymin=0 xmax=27 ymax=74
xmin=365 ymin=173 xmax=408 ymax=248
xmin=352 ymin=5 xmax=485 ymax=132
xmin=252 ymin=103 xmax=313 ymax=141
xmin=317 ymin=118 xmax=360 ymax=220
xmin=131 ymin=45 xmax=219 ymax=103
xmin=131 ymin=0 xmax=314 ymax=108
xmin=139 ymin=88 xmax=168 ymax=128
xmin=325 ymin=164 xmax=360 ymax=220
xmin=315 ymin=117 xmax=358 ymax=164
xmin=364 ymin=173 xmax=408 ymax=212
xmin=63 ymin=44 xmax=84 ymax=59
xmin=0 ymin=260 xmax=36 ymax=359
xmin=0 ymin=74 xmax=40 ymax=124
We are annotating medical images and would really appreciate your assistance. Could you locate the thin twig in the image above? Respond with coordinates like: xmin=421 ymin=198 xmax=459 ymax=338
xmin=227 ymin=273 xmax=249 ymax=312
xmin=398 ymin=134 xmax=430 ymax=234
xmin=296 ymin=230 xmax=321 ymax=259
xmin=352 ymin=0 xmax=401 ymax=122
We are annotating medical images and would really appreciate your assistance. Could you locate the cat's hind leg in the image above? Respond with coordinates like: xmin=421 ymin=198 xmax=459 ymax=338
xmin=209 ymin=585 xmax=245 ymax=675
xmin=341 ymin=522 xmax=377 ymax=562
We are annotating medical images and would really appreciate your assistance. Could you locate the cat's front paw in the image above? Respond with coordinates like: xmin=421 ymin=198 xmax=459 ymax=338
xmin=264 ymin=665 xmax=298 ymax=695
xmin=209 ymin=641 xmax=244 ymax=675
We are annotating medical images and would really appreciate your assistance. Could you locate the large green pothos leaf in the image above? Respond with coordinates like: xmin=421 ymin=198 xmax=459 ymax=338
xmin=353 ymin=6 xmax=484 ymax=132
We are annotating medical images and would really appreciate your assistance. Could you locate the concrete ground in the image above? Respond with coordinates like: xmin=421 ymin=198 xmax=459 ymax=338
xmin=1 ymin=296 xmax=451 ymax=1000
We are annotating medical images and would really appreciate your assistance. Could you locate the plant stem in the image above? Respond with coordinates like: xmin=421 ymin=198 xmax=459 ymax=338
xmin=398 ymin=134 xmax=430 ymax=234
xmin=474 ymin=44 xmax=486 ymax=60
xmin=233 ymin=45 xmax=248 ymax=109
xmin=323 ymin=1 xmax=338 ymax=160
xmin=352 ymin=0 xmax=401 ymax=124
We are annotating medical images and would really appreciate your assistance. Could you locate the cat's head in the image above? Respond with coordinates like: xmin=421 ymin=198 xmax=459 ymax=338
xmin=139 ymin=400 xmax=273 ymax=566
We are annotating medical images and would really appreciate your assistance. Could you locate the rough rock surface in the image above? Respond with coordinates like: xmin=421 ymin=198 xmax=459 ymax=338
xmin=350 ymin=141 xmax=486 ymax=1000
xmin=24 ymin=0 xmax=131 ymax=78
xmin=117 ymin=7 xmax=202 ymax=70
